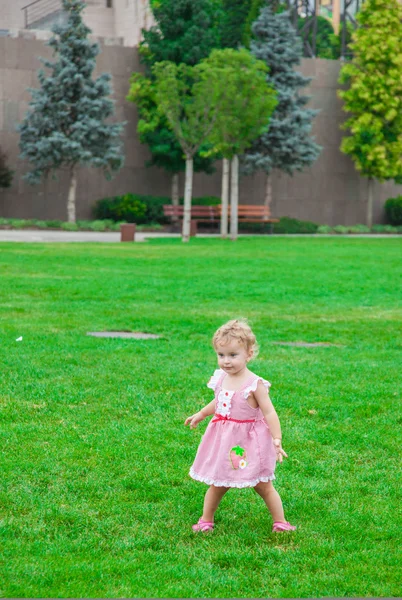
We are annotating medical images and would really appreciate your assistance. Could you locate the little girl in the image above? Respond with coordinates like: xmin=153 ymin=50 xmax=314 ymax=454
xmin=185 ymin=319 xmax=296 ymax=533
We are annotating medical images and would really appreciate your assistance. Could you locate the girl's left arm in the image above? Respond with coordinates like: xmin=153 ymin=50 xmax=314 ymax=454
xmin=253 ymin=381 xmax=288 ymax=463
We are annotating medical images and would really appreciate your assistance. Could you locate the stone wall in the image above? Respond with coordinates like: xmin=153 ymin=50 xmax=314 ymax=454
xmin=1 ymin=34 xmax=401 ymax=225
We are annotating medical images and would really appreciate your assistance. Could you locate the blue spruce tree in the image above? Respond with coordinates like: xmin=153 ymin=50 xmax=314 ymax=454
xmin=242 ymin=4 xmax=321 ymax=210
xmin=19 ymin=0 xmax=124 ymax=222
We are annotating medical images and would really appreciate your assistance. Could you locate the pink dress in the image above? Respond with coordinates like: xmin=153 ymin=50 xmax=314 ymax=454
xmin=189 ymin=369 xmax=277 ymax=488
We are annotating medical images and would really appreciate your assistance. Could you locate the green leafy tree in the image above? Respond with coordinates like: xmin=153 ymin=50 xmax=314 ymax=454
xmin=153 ymin=50 xmax=276 ymax=241
xmin=129 ymin=0 xmax=220 ymax=205
xmin=338 ymin=0 xmax=402 ymax=227
xmin=243 ymin=0 xmax=266 ymax=47
xmin=141 ymin=0 xmax=221 ymax=68
xmin=0 ymin=147 xmax=13 ymax=189
xmin=220 ymin=0 xmax=252 ymax=48
xmin=152 ymin=62 xmax=220 ymax=242
xmin=127 ymin=73 xmax=214 ymax=207
xmin=19 ymin=0 xmax=124 ymax=222
xmin=198 ymin=48 xmax=277 ymax=239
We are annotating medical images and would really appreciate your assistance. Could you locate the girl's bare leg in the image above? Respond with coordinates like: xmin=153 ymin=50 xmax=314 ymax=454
xmin=254 ymin=481 xmax=286 ymax=523
xmin=202 ymin=485 xmax=229 ymax=522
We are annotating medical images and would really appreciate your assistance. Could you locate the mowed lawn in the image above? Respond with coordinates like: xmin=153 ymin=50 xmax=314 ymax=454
xmin=0 ymin=237 xmax=401 ymax=598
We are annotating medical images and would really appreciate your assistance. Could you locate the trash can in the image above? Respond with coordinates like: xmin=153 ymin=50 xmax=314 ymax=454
xmin=120 ymin=223 xmax=136 ymax=242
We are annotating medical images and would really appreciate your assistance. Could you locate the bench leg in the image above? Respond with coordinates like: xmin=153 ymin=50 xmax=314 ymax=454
xmin=190 ymin=220 xmax=197 ymax=237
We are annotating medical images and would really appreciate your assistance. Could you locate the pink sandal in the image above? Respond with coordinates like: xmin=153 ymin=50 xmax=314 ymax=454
xmin=192 ymin=518 xmax=214 ymax=532
xmin=272 ymin=521 xmax=297 ymax=532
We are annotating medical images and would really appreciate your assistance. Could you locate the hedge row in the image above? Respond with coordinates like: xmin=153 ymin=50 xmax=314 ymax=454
xmin=0 ymin=217 xmax=401 ymax=234
xmin=91 ymin=193 xmax=402 ymax=231
xmin=93 ymin=194 xmax=221 ymax=225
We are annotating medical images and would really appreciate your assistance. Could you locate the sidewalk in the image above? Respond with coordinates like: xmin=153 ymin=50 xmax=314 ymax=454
xmin=0 ymin=229 xmax=399 ymax=242
xmin=0 ymin=230 xmax=180 ymax=243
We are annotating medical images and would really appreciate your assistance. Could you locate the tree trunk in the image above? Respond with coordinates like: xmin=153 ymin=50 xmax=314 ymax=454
xmin=220 ymin=158 xmax=230 ymax=238
xmin=230 ymin=155 xmax=239 ymax=241
xmin=171 ymin=172 xmax=179 ymax=223
xmin=182 ymin=157 xmax=193 ymax=242
xmin=264 ymin=172 xmax=272 ymax=214
xmin=67 ymin=165 xmax=77 ymax=223
xmin=367 ymin=177 xmax=374 ymax=228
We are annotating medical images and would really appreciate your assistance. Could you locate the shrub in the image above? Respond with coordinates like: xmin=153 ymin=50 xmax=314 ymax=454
xmin=273 ymin=216 xmax=319 ymax=234
xmin=317 ymin=225 xmax=333 ymax=234
xmin=93 ymin=194 xmax=223 ymax=225
xmin=93 ymin=194 xmax=168 ymax=224
xmin=0 ymin=148 xmax=13 ymax=189
xmin=45 ymin=220 xmax=63 ymax=228
xmin=31 ymin=220 xmax=48 ymax=228
xmin=87 ymin=220 xmax=106 ymax=231
xmin=333 ymin=225 xmax=349 ymax=234
xmin=371 ymin=224 xmax=399 ymax=233
xmin=110 ymin=221 xmax=125 ymax=231
xmin=9 ymin=219 xmax=34 ymax=228
xmin=384 ymin=196 xmax=402 ymax=226
xmin=61 ymin=222 xmax=79 ymax=231
xmin=348 ymin=224 xmax=371 ymax=233
xmin=179 ymin=196 xmax=221 ymax=206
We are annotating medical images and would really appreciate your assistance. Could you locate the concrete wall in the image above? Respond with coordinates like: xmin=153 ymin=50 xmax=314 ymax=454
xmin=82 ymin=2 xmax=116 ymax=40
xmin=113 ymin=0 xmax=154 ymax=47
xmin=1 ymin=0 xmax=27 ymax=30
xmin=1 ymin=34 xmax=402 ymax=225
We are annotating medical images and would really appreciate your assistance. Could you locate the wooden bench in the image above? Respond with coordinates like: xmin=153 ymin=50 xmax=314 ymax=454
xmin=222 ymin=205 xmax=279 ymax=234
xmin=163 ymin=205 xmax=220 ymax=235
xmin=163 ymin=204 xmax=279 ymax=235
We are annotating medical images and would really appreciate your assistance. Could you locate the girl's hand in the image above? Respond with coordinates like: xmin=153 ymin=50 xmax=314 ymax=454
xmin=273 ymin=438 xmax=288 ymax=463
xmin=184 ymin=411 xmax=205 ymax=429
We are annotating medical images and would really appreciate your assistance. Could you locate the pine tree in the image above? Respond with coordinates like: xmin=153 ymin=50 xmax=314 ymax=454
xmin=242 ymin=5 xmax=321 ymax=211
xmin=19 ymin=0 xmax=124 ymax=222
xmin=338 ymin=0 xmax=402 ymax=227
xmin=0 ymin=147 xmax=13 ymax=189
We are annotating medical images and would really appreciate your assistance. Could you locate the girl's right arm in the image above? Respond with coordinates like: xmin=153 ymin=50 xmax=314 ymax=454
xmin=184 ymin=399 xmax=216 ymax=429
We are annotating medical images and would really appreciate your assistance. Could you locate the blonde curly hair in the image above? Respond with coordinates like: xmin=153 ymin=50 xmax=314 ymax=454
xmin=212 ymin=319 xmax=259 ymax=358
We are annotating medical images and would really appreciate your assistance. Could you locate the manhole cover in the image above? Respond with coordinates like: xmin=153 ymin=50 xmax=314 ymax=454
xmin=87 ymin=331 xmax=160 ymax=339
xmin=271 ymin=341 xmax=343 ymax=348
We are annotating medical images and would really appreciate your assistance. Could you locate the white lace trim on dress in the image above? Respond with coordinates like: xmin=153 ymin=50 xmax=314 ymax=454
xmin=243 ymin=377 xmax=271 ymax=400
xmin=216 ymin=389 xmax=235 ymax=417
xmin=207 ymin=369 xmax=224 ymax=391
xmin=189 ymin=467 xmax=275 ymax=488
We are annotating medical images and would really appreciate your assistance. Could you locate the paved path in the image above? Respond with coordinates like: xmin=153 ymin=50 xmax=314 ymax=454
xmin=0 ymin=230 xmax=179 ymax=243
xmin=0 ymin=230 xmax=399 ymax=242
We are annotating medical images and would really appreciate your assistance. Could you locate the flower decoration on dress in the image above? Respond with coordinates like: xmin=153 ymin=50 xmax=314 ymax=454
xmin=216 ymin=389 xmax=234 ymax=417
xmin=229 ymin=445 xmax=248 ymax=470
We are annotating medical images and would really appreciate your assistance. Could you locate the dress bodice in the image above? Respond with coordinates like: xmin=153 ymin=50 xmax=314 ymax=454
xmin=207 ymin=369 xmax=271 ymax=422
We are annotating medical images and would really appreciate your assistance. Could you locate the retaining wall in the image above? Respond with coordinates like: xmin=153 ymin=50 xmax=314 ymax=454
xmin=1 ymin=34 xmax=401 ymax=224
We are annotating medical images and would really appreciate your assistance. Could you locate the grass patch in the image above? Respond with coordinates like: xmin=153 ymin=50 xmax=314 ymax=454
xmin=0 ymin=237 xmax=401 ymax=597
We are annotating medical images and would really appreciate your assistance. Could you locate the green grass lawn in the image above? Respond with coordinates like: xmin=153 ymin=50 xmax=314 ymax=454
xmin=0 ymin=237 xmax=401 ymax=598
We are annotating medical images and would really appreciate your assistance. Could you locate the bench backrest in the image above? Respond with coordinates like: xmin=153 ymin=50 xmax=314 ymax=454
xmin=163 ymin=204 xmax=272 ymax=219
xmin=163 ymin=205 xmax=219 ymax=218
xmin=218 ymin=204 xmax=272 ymax=218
